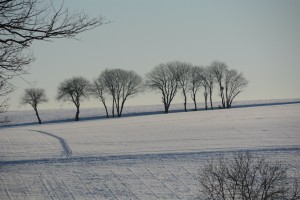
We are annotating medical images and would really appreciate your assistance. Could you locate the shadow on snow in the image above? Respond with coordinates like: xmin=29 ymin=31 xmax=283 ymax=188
xmin=1 ymin=100 xmax=300 ymax=128
xmin=0 ymin=145 xmax=299 ymax=166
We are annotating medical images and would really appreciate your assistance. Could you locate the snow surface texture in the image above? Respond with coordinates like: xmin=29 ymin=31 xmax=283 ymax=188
xmin=0 ymin=101 xmax=300 ymax=199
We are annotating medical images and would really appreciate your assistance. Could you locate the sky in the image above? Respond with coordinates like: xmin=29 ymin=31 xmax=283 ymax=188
xmin=9 ymin=0 xmax=300 ymax=111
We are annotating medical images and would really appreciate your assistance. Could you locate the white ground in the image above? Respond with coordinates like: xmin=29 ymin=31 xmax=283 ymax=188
xmin=0 ymin=103 xmax=300 ymax=199
xmin=2 ymin=98 xmax=300 ymax=127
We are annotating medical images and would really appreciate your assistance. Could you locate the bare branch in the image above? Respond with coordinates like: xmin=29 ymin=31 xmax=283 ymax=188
xmin=0 ymin=0 xmax=107 ymax=47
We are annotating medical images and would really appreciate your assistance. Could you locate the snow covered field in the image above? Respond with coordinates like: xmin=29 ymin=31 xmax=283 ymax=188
xmin=2 ymin=98 xmax=300 ymax=127
xmin=0 ymin=101 xmax=300 ymax=199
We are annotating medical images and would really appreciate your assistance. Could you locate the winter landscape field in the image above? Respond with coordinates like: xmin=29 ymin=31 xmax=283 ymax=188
xmin=0 ymin=100 xmax=300 ymax=199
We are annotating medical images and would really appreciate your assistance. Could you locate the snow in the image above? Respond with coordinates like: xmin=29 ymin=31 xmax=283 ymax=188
xmin=0 ymin=101 xmax=300 ymax=199
xmin=2 ymin=98 xmax=300 ymax=127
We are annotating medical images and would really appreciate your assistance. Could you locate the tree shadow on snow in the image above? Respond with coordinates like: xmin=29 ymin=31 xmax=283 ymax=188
xmin=1 ymin=100 xmax=299 ymax=128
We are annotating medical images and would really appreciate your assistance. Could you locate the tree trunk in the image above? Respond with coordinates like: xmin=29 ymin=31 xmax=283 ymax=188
xmin=221 ymin=92 xmax=225 ymax=108
xmin=102 ymin=101 xmax=109 ymax=118
xmin=192 ymin=95 xmax=197 ymax=111
xmin=75 ymin=106 xmax=80 ymax=121
xmin=34 ymin=107 xmax=41 ymax=124
xmin=204 ymin=90 xmax=208 ymax=110
xmin=115 ymin=98 xmax=120 ymax=117
xmin=112 ymin=99 xmax=115 ymax=118
xmin=219 ymin=85 xmax=225 ymax=109
xmin=228 ymin=98 xmax=234 ymax=109
xmin=191 ymin=93 xmax=197 ymax=111
xmin=226 ymin=100 xmax=229 ymax=108
xmin=119 ymin=99 xmax=126 ymax=118
xmin=209 ymin=89 xmax=213 ymax=110
xmin=183 ymin=93 xmax=187 ymax=112
xmin=164 ymin=102 xmax=169 ymax=113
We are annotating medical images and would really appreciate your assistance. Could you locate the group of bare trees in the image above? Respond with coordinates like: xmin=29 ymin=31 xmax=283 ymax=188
xmin=20 ymin=61 xmax=248 ymax=124
xmin=21 ymin=69 xmax=143 ymax=123
xmin=55 ymin=69 xmax=143 ymax=121
xmin=146 ymin=61 xmax=248 ymax=113
xmin=0 ymin=0 xmax=106 ymax=120
xmin=90 ymin=69 xmax=143 ymax=118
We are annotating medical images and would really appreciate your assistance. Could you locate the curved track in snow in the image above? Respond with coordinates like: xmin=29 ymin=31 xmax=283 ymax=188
xmin=29 ymin=130 xmax=72 ymax=158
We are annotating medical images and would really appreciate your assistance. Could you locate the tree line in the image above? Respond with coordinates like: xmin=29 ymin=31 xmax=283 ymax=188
xmin=0 ymin=1 xmax=248 ymax=124
xmin=20 ymin=61 xmax=248 ymax=124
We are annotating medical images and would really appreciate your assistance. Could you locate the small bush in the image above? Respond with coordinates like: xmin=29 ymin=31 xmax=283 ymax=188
xmin=198 ymin=152 xmax=300 ymax=200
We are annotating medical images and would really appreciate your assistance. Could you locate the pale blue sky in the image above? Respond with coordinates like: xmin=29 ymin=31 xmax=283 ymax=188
xmin=10 ymin=0 xmax=300 ymax=110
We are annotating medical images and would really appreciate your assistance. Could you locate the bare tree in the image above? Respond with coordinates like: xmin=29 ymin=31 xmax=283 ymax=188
xmin=176 ymin=61 xmax=192 ymax=112
xmin=100 ymin=69 xmax=143 ymax=117
xmin=146 ymin=62 xmax=179 ymax=113
xmin=20 ymin=88 xmax=48 ymax=124
xmin=0 ymin=44 xmax=33 ymax=112
xmin=56 ymin=77 xmax=90 ymax=121
xmin=90 ymin=75 xmax=109 ymax=118
xmin=198 ymin=152 xmax=300 ymax=200
xmin=200 ymin=66 xmax=215 ymax=110
xmin=210 ymin=61 xmax=228 ymax=109
xmin=224 ymin=69 xmax=248 ymax=108
xmin=188 ymin=66 xmax=203 ymax=111
xmin=0 ymin=0 xmax=105 ymax=46
xmin=115 ymin=70 xmax=143 ymax=117
xmin=0 ymin=0 xmax=106 ymax=109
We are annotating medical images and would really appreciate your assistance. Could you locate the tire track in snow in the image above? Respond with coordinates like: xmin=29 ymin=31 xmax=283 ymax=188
xmin=164 ymin=167 xmax=192 ymax=196
xmin=17 ymin=173 xmax=31 ymax=199
xmin=89 ymin=167 xmax=118 ymax=200
xmin=59 ymin=180 xmax=76 ymax=200
xmin=74 ymin=173 xmax=98 ymax=200
xmin=29 ymin=130 xmax=72 ymax=158
xmin=127 ymin=167 xmax=159 ymax=199
xmin=0 ymin=175 xmax=12 ymax=200
xmin=110 ymin=169 xmax=140 ymax=200
xmin=38 ymin=174 xmax=55 ymax=200
xmin=146 ymin=168 xmax=181 ymax=199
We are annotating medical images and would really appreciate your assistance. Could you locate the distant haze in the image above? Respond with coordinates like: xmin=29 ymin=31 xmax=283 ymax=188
xmin=10 ymin=0 xmax=300 ymax=111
